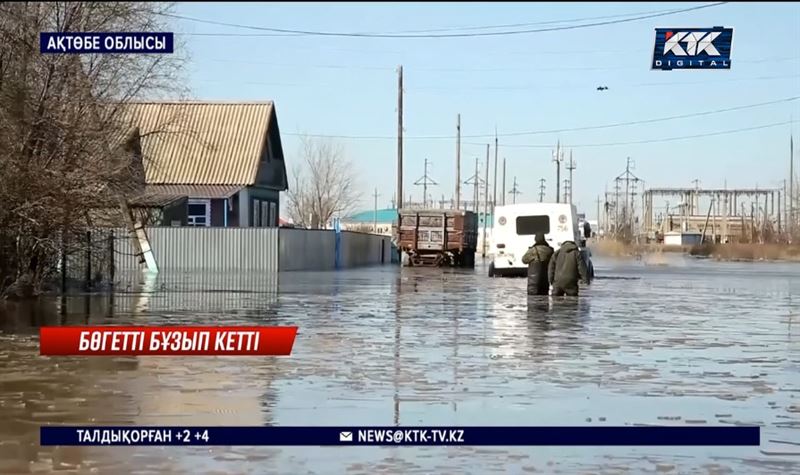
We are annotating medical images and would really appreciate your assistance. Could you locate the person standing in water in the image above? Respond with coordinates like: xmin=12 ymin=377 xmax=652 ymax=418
xmin=548 ymin=240 xmax=589 ymax=297
xmin=521 ymin=233 xmax=554 ymax=296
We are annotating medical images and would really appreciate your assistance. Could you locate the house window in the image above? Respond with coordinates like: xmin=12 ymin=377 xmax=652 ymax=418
xmin=260 ymin=202 xmax=269 ymax=228
xmin=252 ymin=200 xmax=261 ymax=227
xmin=188 ymin=199 xmax=210 ymax=227
xmin=250 ymin=198 xmax=278 ymax=227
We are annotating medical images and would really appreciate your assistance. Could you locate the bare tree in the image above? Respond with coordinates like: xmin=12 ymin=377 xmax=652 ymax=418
xmin=0 ymin=2 xmax=185 ymax=298
xmin=286 ymin=136 xmax=361 ymax=229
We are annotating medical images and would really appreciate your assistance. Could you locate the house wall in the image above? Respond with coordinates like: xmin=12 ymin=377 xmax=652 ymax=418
xmin=210 ymin=199 xmax=226 ymax=227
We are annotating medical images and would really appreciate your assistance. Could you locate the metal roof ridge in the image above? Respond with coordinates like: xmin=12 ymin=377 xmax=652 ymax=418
xmin=127 ymin=100 xmax=274 ymax=105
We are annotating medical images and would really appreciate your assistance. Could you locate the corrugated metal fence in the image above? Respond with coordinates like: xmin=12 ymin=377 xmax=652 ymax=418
xmin=114 ymin=227 xmax=279 ymax=273
xmin=93 ymin=226 xmax=393 ymax=279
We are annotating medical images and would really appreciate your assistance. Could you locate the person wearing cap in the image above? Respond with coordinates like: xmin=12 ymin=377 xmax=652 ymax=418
xmin=521 ymin=233 xmax=554 ymax=296
xmin=548 ymin=239 xmax=589 ymax=296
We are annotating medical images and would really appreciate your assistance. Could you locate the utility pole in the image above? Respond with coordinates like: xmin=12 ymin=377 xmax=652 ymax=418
xmin=483 ymin=144 xmax=490 ymax=258
xmin=397 ymin=65 xmax=404 ymax=209
xmin=474 ymin=157 xmax=479 ymax=212
xmin=493 ymin=129 xmax=498 ymax=217
xmin=566 ymin=149 xmax=576 ymax=203
xmin=501 ymin=158 xmax=507 ymax=206
xmin=538 ymin=178 xmax=546 ymax=202
xmin=553 ymin=140 xmax=562 ymax=203
xmin=563 ymin=179 xmax=570 ymax=204
xmin=790 ymin=134 xmax=794 ymax=239
xmin=455 ymin=113 xmax=461 ymax=209
xmin=613 ymin=180 xmax=621 ymax=238
xmin=596 ymin=195 xmax=602 ymax=235
xmin=464 ymin=157 xmax=483 ymax=213
xmin=691 ymin=178 xmax=701 ymax=215
xmin=509 ymin=177 xmax=521 ymax=204
xmin=373 ymin=188 xmax=379 ymax=233
xmin=414 ymin=158 xmax=437 ymax=208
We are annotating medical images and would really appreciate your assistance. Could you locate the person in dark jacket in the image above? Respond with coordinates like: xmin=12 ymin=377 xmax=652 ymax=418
xmin=521 ymin=233 xmax=554 ymax=295
xmin=548 ymin=240 xmax=589 ymax=296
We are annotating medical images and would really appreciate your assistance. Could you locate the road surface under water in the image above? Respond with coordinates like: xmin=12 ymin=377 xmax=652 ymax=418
xmin=0 ymin=255 xmax=799 ymax=474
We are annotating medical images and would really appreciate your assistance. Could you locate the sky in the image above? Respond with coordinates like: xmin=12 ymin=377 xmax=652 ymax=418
xmin=170 ymin=1 xmax=800 ymax=219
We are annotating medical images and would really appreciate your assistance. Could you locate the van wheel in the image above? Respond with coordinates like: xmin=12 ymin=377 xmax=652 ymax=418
xmin=488 ymin=262 xmax=495 ymax=277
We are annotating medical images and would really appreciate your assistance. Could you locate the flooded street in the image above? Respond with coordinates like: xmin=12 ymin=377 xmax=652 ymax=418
xmin=1 ymin=256 xmax=799 ymax=474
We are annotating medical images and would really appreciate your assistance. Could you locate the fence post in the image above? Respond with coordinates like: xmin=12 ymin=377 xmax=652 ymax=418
xmin=60 ymin=232 xmax=67 ymax=294
xmin=109 ymin=230 xmax=115 ymax=289
xmin=85 ymin=231 xmax=92 ymax=291
xmin=334 ymin=218 xmax=341 ymax=270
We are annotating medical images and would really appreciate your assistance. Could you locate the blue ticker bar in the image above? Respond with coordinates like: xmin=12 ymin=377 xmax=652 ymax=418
xmin=40 ymin=426 xmax=761 ymax=446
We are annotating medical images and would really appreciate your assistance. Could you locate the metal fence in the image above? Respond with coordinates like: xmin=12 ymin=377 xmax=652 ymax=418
xmin=59 ymin=226 xmax=392 ymax=292
xmin=114 ymin=227 xmax=279 ymax=273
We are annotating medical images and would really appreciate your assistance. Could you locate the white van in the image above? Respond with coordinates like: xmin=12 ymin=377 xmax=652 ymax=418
xmin=489 ymin=202 xmax=593 ymax=278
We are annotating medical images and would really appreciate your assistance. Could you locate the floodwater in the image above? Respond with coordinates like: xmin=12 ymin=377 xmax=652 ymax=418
xmin=1 ymin=255 xmax=799 ymax=474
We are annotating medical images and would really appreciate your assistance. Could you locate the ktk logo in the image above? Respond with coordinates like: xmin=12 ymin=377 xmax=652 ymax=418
xmin=652 ymin=27 xmax=733 ymax=70
xmin=663 ymin=31 xmax=721 ymax=56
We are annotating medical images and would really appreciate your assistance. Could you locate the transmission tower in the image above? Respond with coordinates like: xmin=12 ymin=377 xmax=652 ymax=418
xmin=509 ymin=177 xmax=522 ymax=204
xmin=538 ymin=178 xmax=546 ymax=202
xmin=566 ymin=150 xmax=577 ymax=203
xmin=414 ymin=158 xmax=438 ymax=208
xmin=463 ymin=157 xmax=485 ymax=212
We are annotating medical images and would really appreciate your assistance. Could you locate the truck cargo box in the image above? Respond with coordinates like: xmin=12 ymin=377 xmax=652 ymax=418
xmin=395 ymin=208 xmax=478 ymax=267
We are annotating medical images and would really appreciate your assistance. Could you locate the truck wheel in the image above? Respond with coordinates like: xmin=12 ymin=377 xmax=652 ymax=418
xmin=488 ymin=262 xmax=495 ymax=277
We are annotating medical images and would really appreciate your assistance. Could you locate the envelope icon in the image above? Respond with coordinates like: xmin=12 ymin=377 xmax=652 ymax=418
xmin=339 ymin=431 xmax=353 ymax=442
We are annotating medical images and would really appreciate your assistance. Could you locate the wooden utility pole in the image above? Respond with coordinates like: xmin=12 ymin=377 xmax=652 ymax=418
xmin=483 ymin=144 xmax=490 ymax=258
xmin=397 ymin=65 xmax=404 ymax=209
xmin=455 ymin=113 xmax=461 ymax=209
xmin=373 ymin=188 xmax=379 ymax=233
xmin=509 ymin=177 xmax=521 ymax=204
xmin=493 ymin=129 xmax=498 ymax=216
xmin=501 ymin=158 xmax=507 ymax=206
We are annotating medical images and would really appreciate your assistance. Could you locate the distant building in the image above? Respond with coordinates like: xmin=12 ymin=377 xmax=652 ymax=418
xmin=342 ymin=208 xmax=397 ymax=235
xmin=663 ymin=231 xmax=703 ymax=246
xmin=124 ymin=101 xmax=288 ymax=227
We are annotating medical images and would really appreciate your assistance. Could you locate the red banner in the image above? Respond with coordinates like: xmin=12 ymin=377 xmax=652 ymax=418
xmin=40 ymin=326 xmax=297 ymax=356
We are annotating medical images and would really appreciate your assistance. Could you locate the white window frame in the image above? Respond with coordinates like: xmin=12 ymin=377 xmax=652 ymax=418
xmin=187 ymin=199 xmax=211 ymax=227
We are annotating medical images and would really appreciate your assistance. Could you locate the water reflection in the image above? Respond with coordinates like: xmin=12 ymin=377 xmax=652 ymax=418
xmin=0 ymin=261 xmax=798 ymax=473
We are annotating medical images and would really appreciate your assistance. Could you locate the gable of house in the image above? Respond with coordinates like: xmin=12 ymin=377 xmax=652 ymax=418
xmin=122 ymin=101 xmax=288 ymax=193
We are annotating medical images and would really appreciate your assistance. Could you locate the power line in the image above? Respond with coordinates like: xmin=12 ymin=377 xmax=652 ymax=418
xmin=282 ymin=96 xmax=800 ymax=141
xmin=202 ymin=55 xmax=799 ymax=73
xmin=464 ymin=120 xmax=792 ymax=149
xmin=164 ymin=3 xmax=726 ymax=39
xmin=375 ymin=5 xmax=704 ymax=34
xmin=409 ymin=73 xmax=800 ymax=92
